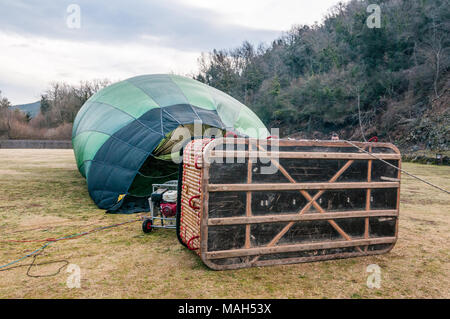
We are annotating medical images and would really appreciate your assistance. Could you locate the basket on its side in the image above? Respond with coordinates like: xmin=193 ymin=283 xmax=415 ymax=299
xmin=178 ymin=138 xmax=401 ymax=270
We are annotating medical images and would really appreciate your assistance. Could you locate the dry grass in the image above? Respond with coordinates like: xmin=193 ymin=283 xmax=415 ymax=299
xmin=0 ymin=149 xmax=448 ymax=299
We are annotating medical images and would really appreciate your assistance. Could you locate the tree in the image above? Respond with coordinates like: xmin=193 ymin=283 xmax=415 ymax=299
xmin=418 ymin=13 xmax=449 ymax=99
xmin=0 ymin=90 xmax=11 ymax=109
xmin=39 ymin=79 xmax=110 ymax=127
xmin=0 ymin=90 xmax=12 ymax=138
xmin=194 ymin=0 xmax=449 ymax=148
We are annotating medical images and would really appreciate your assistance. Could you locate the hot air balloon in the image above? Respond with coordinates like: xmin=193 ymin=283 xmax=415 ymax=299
xmin=72 ymin=74 xmax=268 ymax=213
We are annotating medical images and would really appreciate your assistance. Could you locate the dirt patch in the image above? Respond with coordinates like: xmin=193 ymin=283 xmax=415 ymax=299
xmin=0 ymin=169 xmax=26 ymax=175
xmin=405 ymin=216 xmax=439 ymax=225
xmin=18 ymin=215 xmax=70 ymax=228
xmin=29 ymin=204 xmax=43 ymax=208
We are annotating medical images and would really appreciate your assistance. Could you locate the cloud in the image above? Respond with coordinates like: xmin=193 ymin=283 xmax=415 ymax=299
xmin=180 ymin=0 xmax=349 ymax=31
xmin=0 ymin=0 xmax=280 ymax=51
xmin=0 ymin=0 xmax=346 ymax=104
xmin=0 ymin=32 xmax=200 ymax=103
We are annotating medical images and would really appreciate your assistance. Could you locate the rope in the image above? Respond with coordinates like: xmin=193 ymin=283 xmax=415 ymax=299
xmin=137 ymin=170 xmax=179 ymax=179
xmin=0 ymin=242 xmax=52 ymax=270
xmin=0 ymin=218 xmax=141 ymax=274
xmin=0 ymin=246 xmax=69 ymax=278
xmin=344 ymin=140 xmax=450 ymax=195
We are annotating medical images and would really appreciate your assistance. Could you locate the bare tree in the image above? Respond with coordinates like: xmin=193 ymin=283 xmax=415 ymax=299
xmin=40 ymin=79 xmax=110 ymax=127
xmin=418 ymin=13 xmax=450 ymax=99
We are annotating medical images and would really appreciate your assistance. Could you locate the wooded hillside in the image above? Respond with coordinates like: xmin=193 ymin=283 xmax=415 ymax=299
xmin=0 ymin=0 xmax=448 ymax=151
xmin=195 ymin=0 xmax=449 ymax=151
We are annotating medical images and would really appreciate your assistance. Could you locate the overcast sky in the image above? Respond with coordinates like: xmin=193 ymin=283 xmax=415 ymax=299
xmin=0 ymin=0 xmax=346 ymax=104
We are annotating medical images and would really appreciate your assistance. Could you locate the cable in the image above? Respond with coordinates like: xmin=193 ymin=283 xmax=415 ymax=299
xmin=356 ymin=93 xmax=367 ymax=142
xmin=0 ymin=242 xmax=51 ymax=270
xmin=351 ymin=102 xmax=448 ymax=194
xmin=0 ymin=246 xmax=69 ymax=278
xmin=344 ymin=140 xmax=450 ymax=195
xmin=137 ymin=170 xmax=179 ymax=179
xmin=0 ymin=218 xmax=142 ymax=276
xmin=25 ymin=246 xmax=69 ymax=278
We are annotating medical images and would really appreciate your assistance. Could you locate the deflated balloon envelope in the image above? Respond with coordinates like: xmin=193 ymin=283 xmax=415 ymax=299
xmin=72 ymin=74 xmax=268 ymax=213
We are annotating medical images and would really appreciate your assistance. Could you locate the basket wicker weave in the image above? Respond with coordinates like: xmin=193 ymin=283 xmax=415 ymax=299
xmin=179 ymin=138 xmax=214 ymax=253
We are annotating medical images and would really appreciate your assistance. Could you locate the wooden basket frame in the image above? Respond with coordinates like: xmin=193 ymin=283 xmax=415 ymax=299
xmin=188 ymin=138 xmax=401 ymax=270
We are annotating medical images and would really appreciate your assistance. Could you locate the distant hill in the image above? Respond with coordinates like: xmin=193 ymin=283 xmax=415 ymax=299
xmin=12 ymin=101 xmax=40 ymax=118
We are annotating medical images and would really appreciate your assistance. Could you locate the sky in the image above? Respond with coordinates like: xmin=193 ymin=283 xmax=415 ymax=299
xmin=0 ymin=0 xmax=347 ymax=104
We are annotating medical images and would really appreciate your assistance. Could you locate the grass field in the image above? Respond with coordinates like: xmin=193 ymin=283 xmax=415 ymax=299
xmin=0 ymin=149 xmax=448 ymax=299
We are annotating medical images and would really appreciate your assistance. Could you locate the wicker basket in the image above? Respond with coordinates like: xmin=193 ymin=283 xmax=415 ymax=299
xmin=178 ymin=138 xmax=401 ymax=270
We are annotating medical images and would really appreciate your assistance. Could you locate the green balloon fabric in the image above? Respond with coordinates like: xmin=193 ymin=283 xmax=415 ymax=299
xmin=72 ymin=74 xmax=268 ymax=213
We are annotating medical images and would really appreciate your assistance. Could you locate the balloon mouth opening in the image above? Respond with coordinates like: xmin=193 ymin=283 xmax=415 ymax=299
xmin=128 ymin=155 xmax=179 ymax=197
xmin=127 ymin=124 xmax=225 ymax=197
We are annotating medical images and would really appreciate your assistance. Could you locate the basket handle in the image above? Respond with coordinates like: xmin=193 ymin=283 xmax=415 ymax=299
xmin=189 ymin=195 xmax=200 ymax=210
xmin=187 ymin=235 xmax=200 ymax=250
xmin=225 ymin=131 xmax=238 ymax=138
xmin=194 ymin=154 xmax=202 ymax=169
